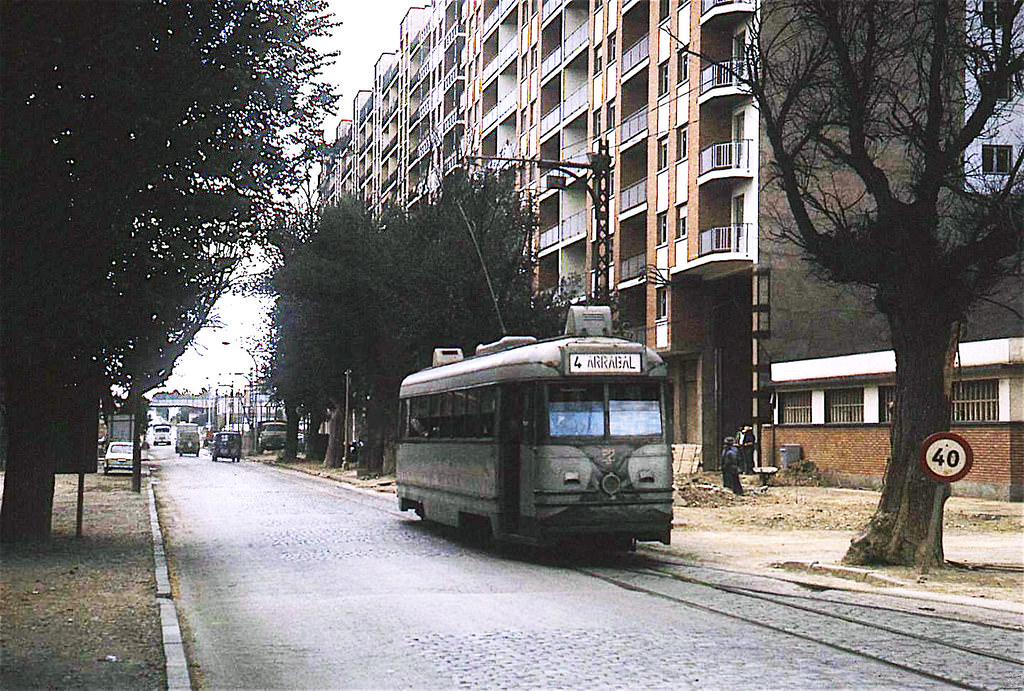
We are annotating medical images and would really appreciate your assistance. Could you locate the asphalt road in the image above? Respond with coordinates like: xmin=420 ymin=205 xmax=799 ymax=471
xmin=153 ymin=455 xmax=1023 ymax=690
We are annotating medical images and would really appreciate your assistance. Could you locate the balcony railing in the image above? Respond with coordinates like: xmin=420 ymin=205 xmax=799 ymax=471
xmin=417 ymin=137 xmax=432 ymax=157
xmin=620 ymin=108 xmax=647 ymax=142
xmin=698 ymin=139 xmax=752 ymax=175
xmin=540 ymin=223 xmax=560 ymax=248
xmin=621 ymin=34 xmax=650 ymax=74
xmin=562 ymin=144 xmax=588 ymax=164
xmin=563 ymin=85 xmax=588 ymax=116
xmin=542 ymin=0 xmax=562 ymax=20
xmin=497 ymin=90 xmax=517 ymax=119
xmin=620 ymin=252 xmax=647 ymax=281
xmin=699 ymin=223 xmax=750 ymax=256
xmin=560 ymin=209 xmax=587 ymax=239
xmin=382 ymin=63 xmax=398 ymax=88
xmin=443 ymin=66 xmax=463 ymax=90
xmin=540 ymin=104 xmax=562 ymax=134
xmin=482 ymin=104 xmax=499 ymax=131
xmin=541 ymin=46 xmax=562 ymax=77
xmin=702 ymin=0 xmax=753 ymax=14
xmin=559 ymin=272 xmax=585 ymax=297
xmin=444 ymin=24 xmax=464 ymax=49
xmin=564 ymin=21 xmax=588 ymax=56
xmin=444 ymin=152 xmax=459 ymax=173
xmin=498 ymin=39 xmax=518 ymax=68
xmin=620 ymin=178 xmax=647 ymax=211
xmin=700 ymin=59 xmax=747 ymax=94
xmin=443 ymin=110 xmax=461 ymax=132
xmin=482 ymin=55 xmax=498 ymax=82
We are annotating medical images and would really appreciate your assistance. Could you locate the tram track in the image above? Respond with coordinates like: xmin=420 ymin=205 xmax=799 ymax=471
xmin=574 ymin=559 xmax=1024 ymax=691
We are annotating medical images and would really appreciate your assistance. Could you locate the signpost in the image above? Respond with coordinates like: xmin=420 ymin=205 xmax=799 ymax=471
xmin=918 ymin=432 xmax=974 ymax=573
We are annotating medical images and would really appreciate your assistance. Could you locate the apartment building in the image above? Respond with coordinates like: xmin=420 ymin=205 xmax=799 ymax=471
xmin=320 ymin=0 xmax=1022 ymax=495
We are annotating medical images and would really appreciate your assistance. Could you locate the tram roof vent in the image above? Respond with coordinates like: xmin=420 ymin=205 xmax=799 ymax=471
xmin=564 ymin=306 xmax=613 ymax=337
xmin=474 ymin=336 xmax=538 ymax=356
xmin=432 ymin=347 xmax=464 ymax=367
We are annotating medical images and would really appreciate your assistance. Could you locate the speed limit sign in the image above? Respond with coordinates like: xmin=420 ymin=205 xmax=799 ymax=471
xmin=919 ymin=432 xmax=974 ymax=483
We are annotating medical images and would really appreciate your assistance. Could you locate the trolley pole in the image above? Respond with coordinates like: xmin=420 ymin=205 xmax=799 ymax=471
xmin=466 ymin=139 xmax=614 ymax=304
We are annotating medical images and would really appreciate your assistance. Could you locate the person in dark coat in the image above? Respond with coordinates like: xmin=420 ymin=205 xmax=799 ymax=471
xmin=739 ymin=425 xmax=756 ymax=474
xmin=720 ymin=436 xmax=744 ymax=495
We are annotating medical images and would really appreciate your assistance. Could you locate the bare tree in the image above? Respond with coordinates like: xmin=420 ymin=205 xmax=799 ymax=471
xmin=746 ymin=0 xmax=1023 ymax=566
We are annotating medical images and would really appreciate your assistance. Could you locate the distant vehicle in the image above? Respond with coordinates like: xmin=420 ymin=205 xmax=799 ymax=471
xmin=152 ymin=424 xmax=173 ymax=447
xmin=212 ymin=431 xmax=241 ymax=463
xmin=396 ymin=306 xmax=673 ymax=549
xmin=175 ymin=423 xmax=201 ymax=456
xmin=258 ymin=421 xmax=287 ymax=452
xmin=103 ymin=442 xmax=134 ymax=474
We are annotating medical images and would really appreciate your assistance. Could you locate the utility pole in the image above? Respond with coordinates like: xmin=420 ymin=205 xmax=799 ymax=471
xmin=466 ymin=138 xmax=614 ymax=304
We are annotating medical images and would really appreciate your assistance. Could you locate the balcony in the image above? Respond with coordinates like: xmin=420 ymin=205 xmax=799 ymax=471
xmin=482 ymin=104 xmax=499 ymax=132
xmin=497 ymin=38 xmax=518 ymax=68
xmin=542 ymin=0 xmax=562 ymax=20
xmin=443 ymin=66 xmax=463 ymax=91
xmin=541 ymin=46 xmax=562 ymax=78
xmin=540 ymin=223 xmax=560 ymax=248
xmin=540 ymin=104 xmax=562 ymax=135
xmin=497 ymin=90 xmax=517 ymax=120
xmin=482 ymin=55 xmax=499 ymax=83
xmin=443 ymin=110 xmax=461 ymax=132
xmin=699 ymin=59 xmax=749 ymax=103
xmin=620 ymin=107 xmax=647 ymax=143
xmin=417 ymin=137 xmax=432 ymax=157
xmin=382 ymin=63 xmax=398 ymax=88
xmin=560 ymin=208 xmax=587 ymax=240
xmin=564 ymin=21 xmax=588 ymax=58
xmin=620 ymin=178 xmax=647 ymax=213
xmin=620 ymin=252 xmax=647 ymax=281
xmin=701 ymin=0 xmax=755 ymax=22
xmin=444 ymin=152 xmax=460 ymax=174
xmin=563 ymin=84 xmax=588 ymax=117
xmin=698 ymin=223 xmax=750 ymax=256
xmin=698 ymin=139 xmax=753 ymax=182
xmin=444 ymin=24 xmax=464 ymax=50
xmin=621 ymin=34 xmax=649 ymax=75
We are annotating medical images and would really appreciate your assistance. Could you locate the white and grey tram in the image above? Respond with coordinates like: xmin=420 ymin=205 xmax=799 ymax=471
xmin=396 ymin=306 xmax=673 ymax=547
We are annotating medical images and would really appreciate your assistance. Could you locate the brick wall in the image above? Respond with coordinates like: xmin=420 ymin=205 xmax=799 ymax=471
xmin=763 ymin=423 xmax=1023 ymax=501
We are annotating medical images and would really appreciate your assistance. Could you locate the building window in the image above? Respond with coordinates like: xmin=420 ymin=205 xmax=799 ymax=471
xmin=656 ymin=212 xmax=668 ymax=245
xmin=659 ymin=0 xmax=670 ymax=22
xmin=677 ymin=49 xmax=689 ymax=83
xmin=953 ymin=379 xmax=999 ymax=422
xmin=608 ymin=33 xmax=616 ymax=63
xmin=594 ymin=48 xmax=603 ymax=73
xmin=982 ymin=144 xmax=1013 ymax=173
xmin=656 ymin=287 xmax=667 ymax=320
xmin=879 ymin=385 xmax=896 ymax=423
xmin=658 ymin=62 xmax=670 ymax=96
xmin=657 ymin=137 xmax=669 ymax=170
xmin=676 ymin=207 xmax=687 ymax=239
xmin=779 ymin=391 xmax=812 ymax=424
xmin=676 ymin=125 xmax=688 ymax=161
xmin=593 ymin=109 xmax=601 ymax=134
xmin=607 ymin=102 xmax=615 ymax=129
xmin=982 ymin=0 xmax=1012 ymax=28
xmin=825 ymin=388 xmax=864 ymax=424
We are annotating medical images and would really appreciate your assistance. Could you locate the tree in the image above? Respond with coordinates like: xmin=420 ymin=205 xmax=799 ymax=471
xmin=747 ymin=0 xmax=1023 ymax=565
xmin=0 ymin=0 xmax=336 ymax=541
xmin=266 ymin=171 xmax=567 ymax=472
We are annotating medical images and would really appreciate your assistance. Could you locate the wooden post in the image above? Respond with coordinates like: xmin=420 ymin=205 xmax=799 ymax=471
xmin=76 ymin=472 xmax=85 ymax=537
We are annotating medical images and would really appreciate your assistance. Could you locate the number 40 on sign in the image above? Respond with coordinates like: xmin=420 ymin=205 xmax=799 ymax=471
xmin=918 ymin=431 xmax=974 ymax=484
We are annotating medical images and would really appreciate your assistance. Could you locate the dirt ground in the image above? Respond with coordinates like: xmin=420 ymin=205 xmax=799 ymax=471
xmin=0 ymin=471 xmax=165 ymax=690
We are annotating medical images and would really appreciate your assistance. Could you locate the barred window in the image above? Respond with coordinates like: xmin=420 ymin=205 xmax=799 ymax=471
xmin=878 ymin=385 xmax=896 ymax=423
xmin=779 ymin=391 xmax=811 ymax=424
xmin=826 ymin=388 xmax=863 ymax=423
xmin=953 ymin=379 xmax=999 ymax=422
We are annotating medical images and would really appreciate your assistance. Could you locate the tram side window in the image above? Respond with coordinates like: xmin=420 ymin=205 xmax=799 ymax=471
xmin=609 ymin=383 xmax=662 ymax=437
xmin=479 ymin=387 xmax=496 ymax=437
xmin=404 ymin=388 xmax=496 ymax=439
xmin=548 ymin=384 xmax=605 ymax=437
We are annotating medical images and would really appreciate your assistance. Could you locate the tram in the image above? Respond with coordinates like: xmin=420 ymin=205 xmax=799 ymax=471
xmin=396 ymin=306 xmax=673 ymax=547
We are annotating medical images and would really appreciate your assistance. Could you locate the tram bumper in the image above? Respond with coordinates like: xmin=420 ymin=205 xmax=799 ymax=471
xmin=533 ymin=493 xmax=673 ymax=544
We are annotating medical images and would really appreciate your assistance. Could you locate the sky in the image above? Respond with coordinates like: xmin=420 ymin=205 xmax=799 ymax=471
xmin=156 ymin=1 xmax=418 ymax=395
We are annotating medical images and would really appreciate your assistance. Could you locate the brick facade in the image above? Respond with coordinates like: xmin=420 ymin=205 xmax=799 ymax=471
xmin=763 ymin=423 xmax=1024 ymax=501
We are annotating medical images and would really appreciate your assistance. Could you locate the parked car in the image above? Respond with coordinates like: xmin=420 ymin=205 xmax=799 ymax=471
xmin=103 ymin=442 xmax=134 ymax=474
xmin=258 ymin=421 xmax=287 ymax=452
xmin=212 ymin=431 xmax=242 ymax=463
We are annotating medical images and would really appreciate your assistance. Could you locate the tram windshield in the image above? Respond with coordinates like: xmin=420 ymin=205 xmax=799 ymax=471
xmin=547 ymin=382 xmax=662 ymax=439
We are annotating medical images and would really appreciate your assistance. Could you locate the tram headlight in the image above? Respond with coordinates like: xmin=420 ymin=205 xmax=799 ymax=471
xmin=600 ymin=472 xmax=621 ymax=496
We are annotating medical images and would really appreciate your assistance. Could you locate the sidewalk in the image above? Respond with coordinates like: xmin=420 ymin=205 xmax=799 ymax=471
xmin=262 ymin=456 xmax=1024 ymax=611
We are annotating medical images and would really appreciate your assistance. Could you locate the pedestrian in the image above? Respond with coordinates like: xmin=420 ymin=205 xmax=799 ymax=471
xmin=739 ymin=425 xmax=756 ymax=474
xmin=720 ymin=436 xmax=744 ymax=495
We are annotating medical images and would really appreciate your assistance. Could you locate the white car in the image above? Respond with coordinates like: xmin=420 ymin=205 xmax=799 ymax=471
xmin=103 ymin=442 xmax=134 ymax=474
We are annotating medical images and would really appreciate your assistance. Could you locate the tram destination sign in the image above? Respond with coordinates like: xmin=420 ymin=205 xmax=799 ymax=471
xmin=568 ymin=352 xmax=642 ymax=374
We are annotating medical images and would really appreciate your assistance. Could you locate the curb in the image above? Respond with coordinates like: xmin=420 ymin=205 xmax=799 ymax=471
xmin=147 ymin=480 xmax=191 ymax=691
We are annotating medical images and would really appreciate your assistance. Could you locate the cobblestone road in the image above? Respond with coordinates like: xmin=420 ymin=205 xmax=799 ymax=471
xmin=155 ymin=457 xmax=1021 ymax=689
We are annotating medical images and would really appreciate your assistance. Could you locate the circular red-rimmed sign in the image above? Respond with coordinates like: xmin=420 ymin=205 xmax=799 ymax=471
xmin=919 ymin=432 xmax=974 ymax=483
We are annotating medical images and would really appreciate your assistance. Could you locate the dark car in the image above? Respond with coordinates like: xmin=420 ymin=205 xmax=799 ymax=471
xmin=212 ymin=431 xmax=242 ymax=463
xmin=258 ymin=421 xmax=287 ymax=452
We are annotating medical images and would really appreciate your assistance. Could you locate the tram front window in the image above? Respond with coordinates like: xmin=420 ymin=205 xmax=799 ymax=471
xmin=609 ymin=383 xmax=662 ymax=437
xmin=548 ymin=384 xmax=605 ymax=437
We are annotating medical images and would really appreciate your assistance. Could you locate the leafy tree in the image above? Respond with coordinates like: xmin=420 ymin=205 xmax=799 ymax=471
xmin=747 ymin=0 xmax=1023 ymax=565
xmin=267 ymin=171 xmax=567 ymax=471
xmin=0 ymin=0 xmax=336 ymax=541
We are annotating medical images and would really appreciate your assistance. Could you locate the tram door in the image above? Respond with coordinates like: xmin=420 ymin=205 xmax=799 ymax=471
xmin=499 ymin=384 xmax=523 ymax=532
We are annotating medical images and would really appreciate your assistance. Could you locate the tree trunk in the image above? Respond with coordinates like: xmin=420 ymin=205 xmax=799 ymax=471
xmin=305 ymin=406 xmax=324 ymax=461
xmin=844 ymin=314 xmax=958 ymax=566
xmin=1 ymin=372 xmax=61 ymax=542
xmin=323 ymin=400 xmax=344 ymax=468
xmin=283 ymin=400 xmax=299 ymax=460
